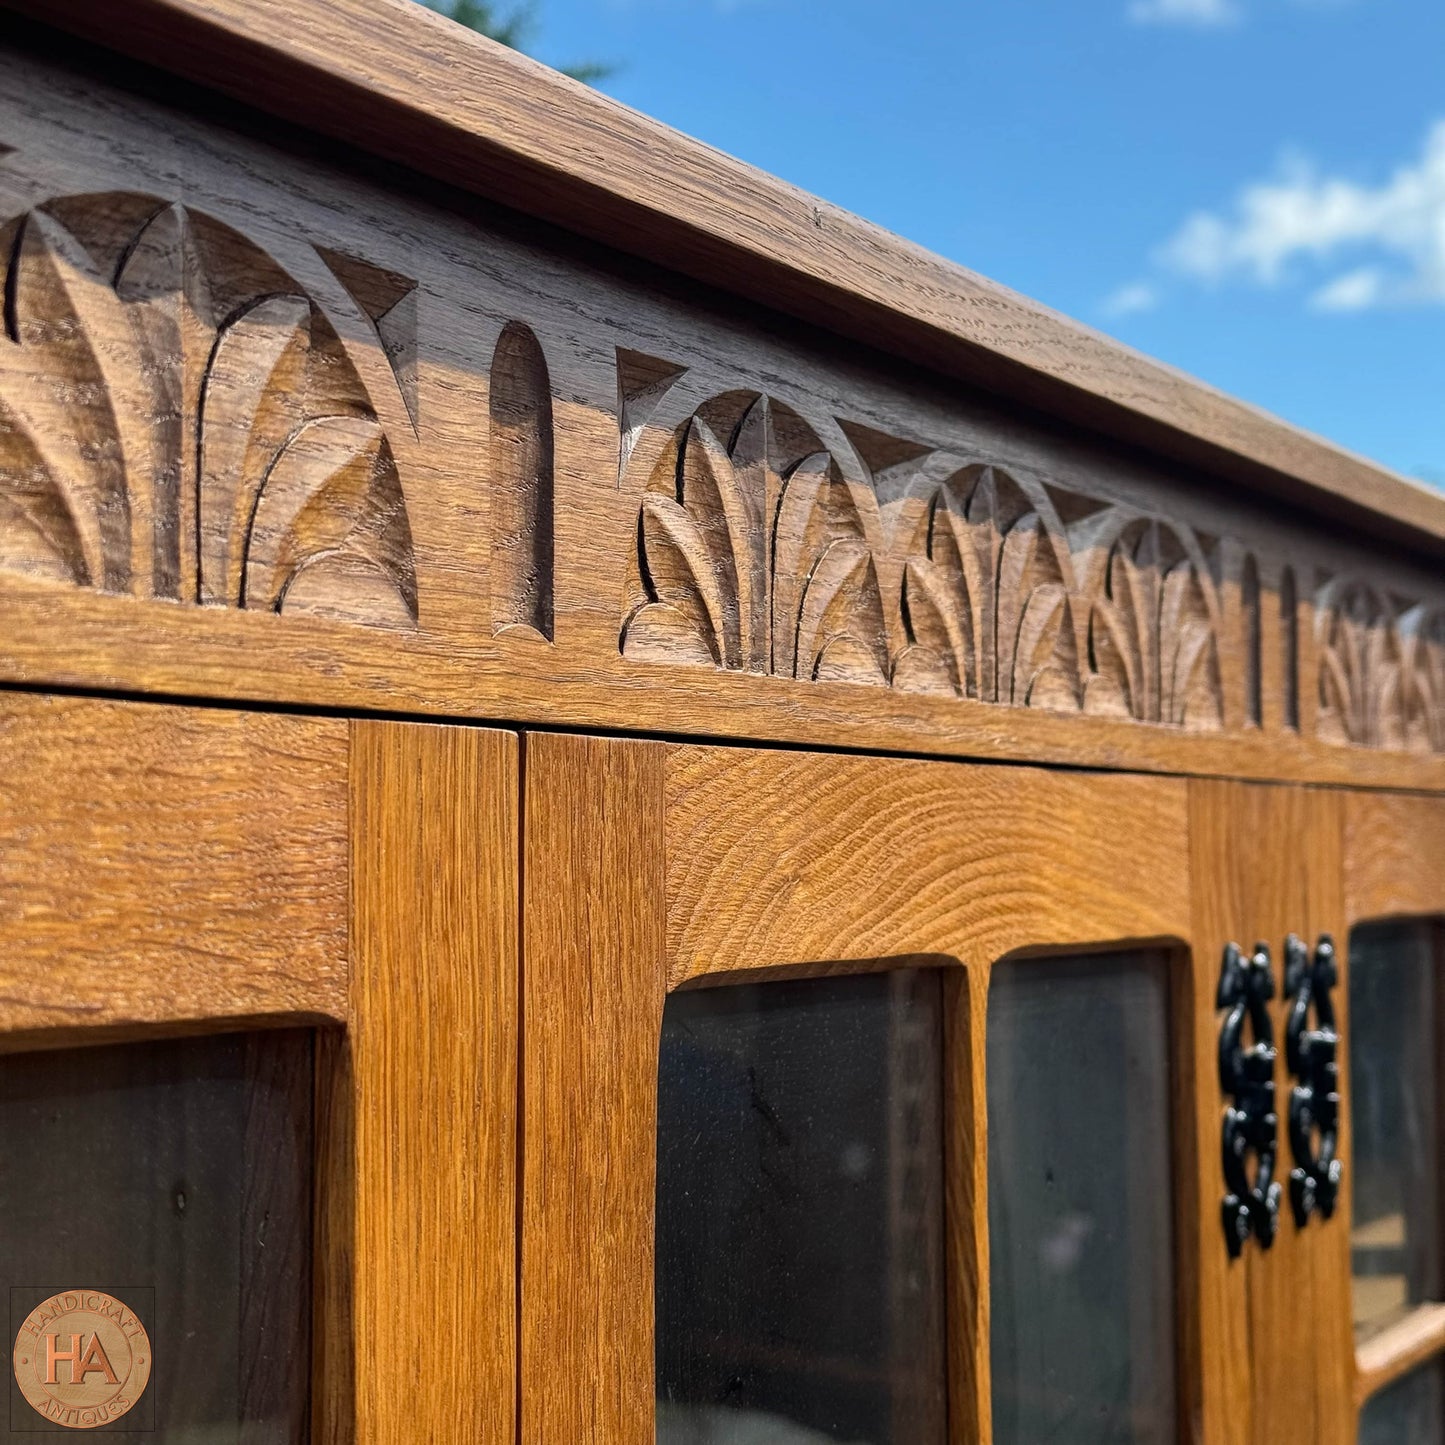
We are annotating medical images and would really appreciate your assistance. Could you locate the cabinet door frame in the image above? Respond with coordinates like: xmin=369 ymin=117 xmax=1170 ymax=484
xmin=521 ymin=732 xmax=1202 ymax=1443
xmin=0 ymin=696 xmax=519 ymax=1445
xmin=1344 ymin=791 xmax=1445 ymax=1421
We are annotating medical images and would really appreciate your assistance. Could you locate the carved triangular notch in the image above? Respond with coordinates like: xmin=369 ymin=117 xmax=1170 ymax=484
xmin=317 ymin=246 xmax=418 ymax=432
xmin=1042 ymin=483 xmax=1111 ymax=528
xmin=836 ymin=418 xmax=931 ymax=479
xmin=617 ymin=348 xmax=687 ymax=484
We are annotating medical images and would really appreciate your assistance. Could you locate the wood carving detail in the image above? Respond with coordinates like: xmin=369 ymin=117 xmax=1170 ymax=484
xmin=0 ymin=193 xmax=417 ymax=626
xmin=1316 ymin=578 xmax=1445 ymax=751
xmin=620 ymin=378 xmax=1224 ymax=730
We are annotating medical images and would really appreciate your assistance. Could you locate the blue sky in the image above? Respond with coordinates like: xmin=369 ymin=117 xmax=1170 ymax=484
xmin=511 ymin=0 xmax=1445 ymax=487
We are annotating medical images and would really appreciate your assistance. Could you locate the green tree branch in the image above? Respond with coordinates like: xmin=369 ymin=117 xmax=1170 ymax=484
xmin=421 ymin=0 xmax=618 ymax=84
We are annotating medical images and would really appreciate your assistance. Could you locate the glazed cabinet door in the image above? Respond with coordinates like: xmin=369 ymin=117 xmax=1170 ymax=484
xmin=522 ymin=734 xmax=1217 ymax=1445
xmin=1342 ymin=792 xmax=1445 ymax=1441
xmin=0 ymin=696 xmax=518 ymax=1444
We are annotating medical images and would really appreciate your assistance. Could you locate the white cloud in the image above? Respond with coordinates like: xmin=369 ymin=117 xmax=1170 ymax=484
xmin=1153 ymin=119 xmax=1445 ymax=310
xmin=1128 ymin=0 xmax=1240 ymax=25
xmin=1102 ymin=281 xmax=1162 ymax=316
xmin=1309 ymin=266 xmax=1386 ymax=312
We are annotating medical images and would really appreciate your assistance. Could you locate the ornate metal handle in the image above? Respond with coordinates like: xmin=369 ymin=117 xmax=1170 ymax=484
xmin=1218 ymin=941 xmax=1282 ymax=1257
xmin=1284 ymin=932 xmax=1342 ymax=1226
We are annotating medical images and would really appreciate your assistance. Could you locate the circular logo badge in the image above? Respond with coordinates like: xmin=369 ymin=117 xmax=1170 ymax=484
xmin=12 ymin=1290 xmax=151 ymax=1430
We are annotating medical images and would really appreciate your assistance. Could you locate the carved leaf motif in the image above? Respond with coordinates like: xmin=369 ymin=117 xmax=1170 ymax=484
xmin=1083 ymin=519 xmax=1222 ymax=728
xmin=624 ymin=393 xmax=888 ymax=681
xmin=895 ymin=466 xmax=1073 ymax=707
xmin=1315 ymin=579 xmax=1403 ymax=748
xmin=0 ymin=193 xmax=418 ymax=626
xmin=635 ymin=490 xmax=731 ymax=664
xmin=1399 ymin=605 xmax=1445 ymax=752
xmin=200 ymin=294 xmax=312 ymax=605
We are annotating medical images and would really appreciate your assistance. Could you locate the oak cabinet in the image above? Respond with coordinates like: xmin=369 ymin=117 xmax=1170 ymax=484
xmin=0 ymin=5 xmax=1442 ymax=1442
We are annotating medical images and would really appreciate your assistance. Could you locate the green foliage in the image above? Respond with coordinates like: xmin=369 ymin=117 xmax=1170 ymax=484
xmin=422 ymin=0 xmax=616 ymax=84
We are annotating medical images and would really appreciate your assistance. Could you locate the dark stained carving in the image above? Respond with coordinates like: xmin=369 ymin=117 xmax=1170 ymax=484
xmin=0 ymin=193 xmax=418 ymax=626
xmin=1242 ymin=553 xmax=1262 ymax=726
xmin=895 ymin=465 xmax=1076 ymax=709
xmin=1315 ymin=576 xmax=1445 ymax=752
xmin=622 ymin=392 xmax=890 ymax=684
xmin=1281 ymin=566 xmax=1300 ymax=731
xmin=1074 ymin=515 xmax=1222 ymax=729
xmin=616 ymin=347 xmax=688 ymax=484
xmin=317 ymin=245 xmax=419 ymax=432
xmin=621 ymin=380 xmax=1226 ymax=729
xmin=489 ymin=321 xmax=554 ymax=641
xmin=1315 ymin=577 xmax=1400 ymax=748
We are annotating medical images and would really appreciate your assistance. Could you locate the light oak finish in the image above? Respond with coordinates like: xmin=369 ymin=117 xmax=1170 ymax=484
xmin=665 ymin=745 xmax=1190 ymax=983
xmin=318 ymin=720 xmax=518 ymax=1445
xmin=1354 ymin=1303 xmax=1445 ymax=1405
xmin=0 ymin=693 xmax=347 ymax=1048
xmin=0 ymin=4 xmax=1439 ymax=1442
xmin=522 ymin=732 xmax=667 ymax=1445
xmin=1189 ymin=781 xmax=1351 ymax=1445
xmin=1345 ymin=791 xmax=1445 ymax=926
xmin=10 ymin=0 xmax=1445 ymax=562
xmin=524 ymin=733 xmax=1197 ymax=1444
xmin=0 ymin=45 xmax=1442 ymax=792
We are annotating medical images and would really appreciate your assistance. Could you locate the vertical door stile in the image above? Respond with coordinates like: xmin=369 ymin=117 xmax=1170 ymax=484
xmin=1189 ymin=780 xmax=1351 ymax=1445
xmin=319 ymin=721 xmax=519 ymax=1445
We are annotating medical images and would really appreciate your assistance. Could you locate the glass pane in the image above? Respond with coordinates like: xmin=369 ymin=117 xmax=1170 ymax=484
xmin=1350 ymin=919 xmax=1441 ymax=1340
xmin=1358 ymin=1360 xmax=1445 ymax=1445
xmin=0 ymin=1032 xmax=312 ymax=1441
xmin=988 ymin=950 xmax=1176 ymax=1445
xmin=655 ymin=970 xmax=946 ymax=1445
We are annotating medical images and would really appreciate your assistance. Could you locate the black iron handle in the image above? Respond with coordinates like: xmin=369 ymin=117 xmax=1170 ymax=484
xmin=1284 ymin=932 xmax=1342 ymax=1226
xmin=1218 ymin=941 xmax=1282 ymax=1257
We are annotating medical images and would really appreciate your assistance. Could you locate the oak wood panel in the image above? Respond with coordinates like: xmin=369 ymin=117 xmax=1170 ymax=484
xmin=1189 ymin=781 xmax=1350 ymax=1445
xmin=316 ymin=720 xmax=517 ymax=1445
xmin=1354 ymin=1303 xmax=1445 ymax=1405
xmin=524 ymin=736 xmax=1197 ymax=1445
xmin=2 ymin=48 xmax=1445 ymax=793
xmin=10 ymin=1 xmax=1445 ymax=562
xmin=1345 ymin=792 xmax=1445 ymax=925
xmin=664 ymin=746 xmax=1191 ymax=983
xmin=521 ymin=733 xmax=668 ymax=1445
xmin=0 ymin=693 xmax=347 ymax=1047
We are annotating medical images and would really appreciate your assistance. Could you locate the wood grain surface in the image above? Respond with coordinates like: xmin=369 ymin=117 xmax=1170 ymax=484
xmin=319 ymin=721 xmax=518 ymax=1445
xmin=664 ymin=745 xmax=1190 ymax=982
xmin=7 ymin=0 xmax=1444 ymax=561
xmin=1189 ymin=781 xmax=1351 ymax=1445
xmin=521 ymin=733 xmax=667 ymax=1445
xmin=1345 ymin=791 xmax=1445 ymax=925
xmin=0 ymin=693 xmax=347 ymax=1047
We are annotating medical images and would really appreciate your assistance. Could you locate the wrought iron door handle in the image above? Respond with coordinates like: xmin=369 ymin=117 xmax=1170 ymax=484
xmin=1284 ymin=932 xmax=1342 ymax=1226
xmin=1217 ymin=940 xmax=1282 ymax=1257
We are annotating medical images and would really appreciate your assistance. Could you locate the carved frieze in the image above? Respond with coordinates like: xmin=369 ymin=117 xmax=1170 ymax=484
xmin=621 ymin=376 xmax=1226 ymax=732
xmin=0 ymin=68 xmax=1442 ymax=773
xmin=0 ymin=192 xmax=418 ymax=626
xmin=1315 ymin=577 xmax=1445 ymax=752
